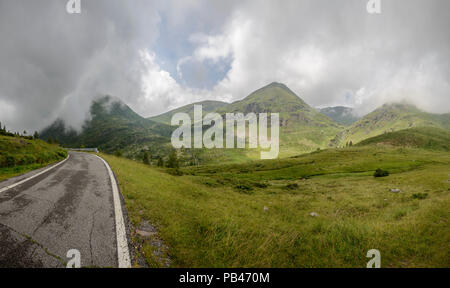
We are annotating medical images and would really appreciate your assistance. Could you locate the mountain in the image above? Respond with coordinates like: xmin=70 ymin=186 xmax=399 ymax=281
xmin=40 ymin=96 xmax=174 ymax=158
xmin=357 ymin=127 xmax=450 ymax=151
xmin=39 ymin=85 xmax=450 ymax=164
xmin=319 ymin=106 xmax=360 ymax=125
xmin=149 ymin=100 xmax=228 ymax=125
xmin=333 ymin=102 xmax=450 ymax=146
xmin=215 ymin=82 xmax=343 ymax=157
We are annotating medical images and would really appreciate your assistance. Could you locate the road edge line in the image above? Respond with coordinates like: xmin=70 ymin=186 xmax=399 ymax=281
xmin=0 ymin=154 xmax=70 ymax=194
xmin=94 ymin=154 xmax=131 ymax=268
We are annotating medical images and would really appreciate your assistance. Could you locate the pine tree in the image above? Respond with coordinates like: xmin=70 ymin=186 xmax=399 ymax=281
xmin=167 ymin=150 xmax=179 ymax=169
xmin=157 ymin=157 xmax=164 ymax=167
xmin=33 ymin=131 xmax=39 ymax=140
xmin=143 ymin=152 xmax=150 ymax=165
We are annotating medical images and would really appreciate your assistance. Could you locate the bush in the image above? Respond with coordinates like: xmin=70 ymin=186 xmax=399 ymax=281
xmin=235 ymin=183 xmax=254 ymax=194
xmin=252 ymin=182 xmax=269 ymax=188
xmin=374 ymin=168 xmax=389 ymax=178
xmin=412 ymin=193 xmax=428 ymax=200
xmin=167 ymin=168 xmax=183 ymax=176
xmin=167 ymin=150 xmax=179 ymax=169
xmin=143 ymin=152 xmax=150 ymax=165
xmin=115 ymin=149 xmax=123 ymax=157
xmin=284 ymin=183 xmax=299 ymax=190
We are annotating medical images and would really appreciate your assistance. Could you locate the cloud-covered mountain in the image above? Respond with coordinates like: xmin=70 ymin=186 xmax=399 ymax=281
xmin=319 ymin=107 xmax=360 ymax=126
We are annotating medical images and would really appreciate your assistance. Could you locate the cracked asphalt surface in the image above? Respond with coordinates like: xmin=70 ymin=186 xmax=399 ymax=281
xmin=0 ymin=152 xmax=121 ymax=268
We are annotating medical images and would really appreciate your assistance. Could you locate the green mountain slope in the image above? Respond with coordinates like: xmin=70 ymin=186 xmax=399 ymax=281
xmin=40 ymin=96 xmax=174 ymax=158
xmin=319 ymin=106 xmax=360 ymax=126
xmin=334 ymin=103 xmax=450 ymax=146
xmin=357 ymin=127 xmax=450 ymax=151
xmin=149 ymin=100 xmax=228 ymax=125
xmin=215 ymin=82 xmax=343 ymax=157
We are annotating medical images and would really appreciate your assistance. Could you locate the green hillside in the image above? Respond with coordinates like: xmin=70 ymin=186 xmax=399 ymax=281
xmin=357 ymin=127 xmax=450 ymax=151
xmin=334 ymin=103 xmax=450 ymax=146
xmin=0 ymin=135 xmax=67 ymax=181
xmin=40 ymin=96 xmax=174 ymax=159
xmin=215 ymin=82 xmax=343 ymax=157
xmin=319 ymin=106 xmax=360 ymax=126
xmin=149 ymin=100 xmax=228 ymax=125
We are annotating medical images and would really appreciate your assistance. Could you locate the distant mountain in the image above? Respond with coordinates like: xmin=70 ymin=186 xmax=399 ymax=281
xmin=319 ymin=106 xmax=360 ymax=126
xmin=333 ymin=102 xmax=450 ymax=146
xmin=40 ymin=96 xmax=174 ymax=157
xmin=149 ymin=100 xmax=228 ymax=125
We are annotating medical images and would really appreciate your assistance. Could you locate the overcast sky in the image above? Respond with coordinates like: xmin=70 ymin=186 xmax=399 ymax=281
xmin=0 ymin=0 xmax=449 ymax=132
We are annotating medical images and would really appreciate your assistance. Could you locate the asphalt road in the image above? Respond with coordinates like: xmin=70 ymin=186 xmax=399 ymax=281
xmin=0 ymin=152 xmax=129 ymax=268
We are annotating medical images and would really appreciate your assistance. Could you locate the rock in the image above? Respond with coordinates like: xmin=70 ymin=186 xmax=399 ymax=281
xmin=310 ymin=212 xmax=319 ymax=217
xmin=136 ymin=229 xmax=156 ymax=237
xmin=136 ymin=220 xmax=158 ymax=238
xmin=390 ymin=188 xmax=402 ymax=193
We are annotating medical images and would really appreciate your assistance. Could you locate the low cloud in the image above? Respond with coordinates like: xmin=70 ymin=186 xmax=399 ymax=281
xmin=0 ymin=0 xmax=449 ymax=133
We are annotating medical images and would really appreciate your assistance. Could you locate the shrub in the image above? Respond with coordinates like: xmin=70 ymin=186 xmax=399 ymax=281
xmin=143 ymin=152 xmax=150 ymax=165
xmin=167 ymin=168 xmax=183 ymax=176
xmin=374 ymin=168 xmax=389 ymax=177
xmin=252 ymin=182 xmax=269 ymax=188
xmin=167 ymin=150 xmax=179 ymax=169
xmin=115 ymin=149 xmax=123 ymax=157
xmin=412 ymin=193 xmax=428 ymax=200
xmin=235 ymin=183 xmax=254 ymax=194
xmin=284 ymin=183 xmax=299 ymax=190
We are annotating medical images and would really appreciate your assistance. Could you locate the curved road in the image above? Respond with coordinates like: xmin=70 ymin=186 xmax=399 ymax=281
xmin=0 ymin=152 xmax=130 ymax=268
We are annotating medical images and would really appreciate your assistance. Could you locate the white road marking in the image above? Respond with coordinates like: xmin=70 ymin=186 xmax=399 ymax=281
xmin=95 ymin=155 xmax=131 ymax=268
xmin=0 ymin=155 xmax=70 ymax=194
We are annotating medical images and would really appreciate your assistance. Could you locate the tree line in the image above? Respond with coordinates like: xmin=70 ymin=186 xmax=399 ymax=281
xmin=0 ymin=120 xmax=40 ymax=141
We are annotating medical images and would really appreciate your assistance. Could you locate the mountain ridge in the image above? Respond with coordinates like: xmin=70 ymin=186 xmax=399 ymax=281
xmin=39 ymin=84 xmax=450 ymax=163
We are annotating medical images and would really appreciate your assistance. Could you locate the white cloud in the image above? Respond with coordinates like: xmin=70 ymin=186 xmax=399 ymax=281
xmin=175 ymin=0 xmax=450 ymax=115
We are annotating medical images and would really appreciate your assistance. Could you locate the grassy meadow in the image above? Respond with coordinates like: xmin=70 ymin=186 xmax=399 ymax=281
xmin=100 ymin=138 xmax=450 ymax=267
xmin=0 ymin=135 xmax=67 ymax=181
